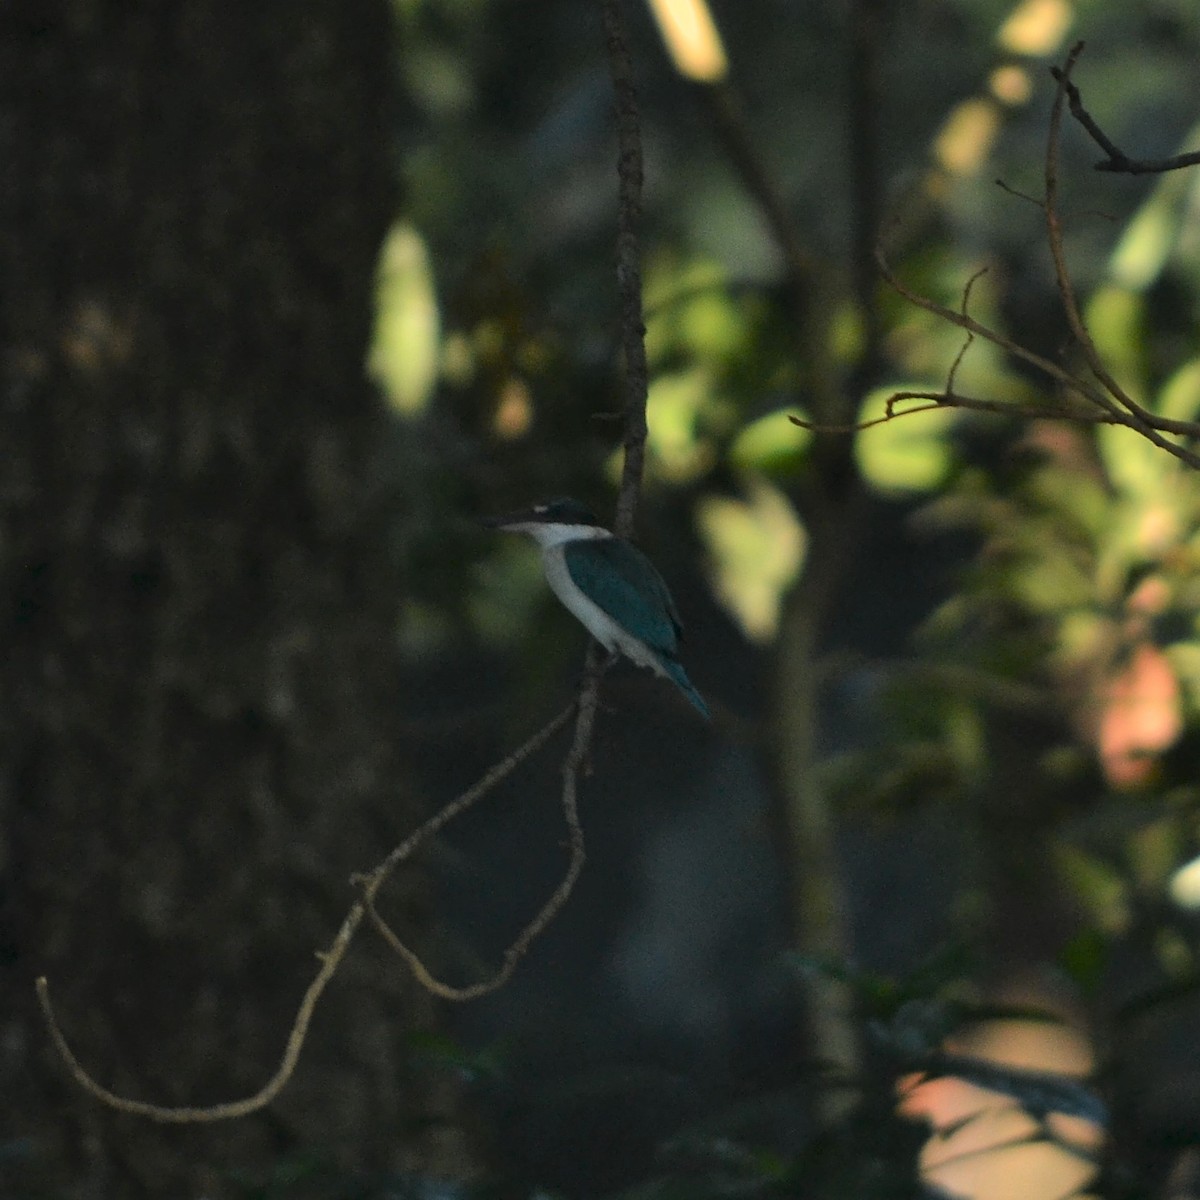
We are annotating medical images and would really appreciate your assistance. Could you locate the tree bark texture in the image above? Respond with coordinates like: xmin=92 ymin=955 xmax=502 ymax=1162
xmin=0 ymin=2 xmax=460 ymax=1193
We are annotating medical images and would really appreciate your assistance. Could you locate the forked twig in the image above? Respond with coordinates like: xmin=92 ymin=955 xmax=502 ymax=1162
xmin=36 ymin=702 xmax=578 ymax=1121
xmin=852 ymin=45 xmax=1200 ymax=469
xmin=364 ymin=686 xmax=595 ymax=999
xmin=1043 ymin=45 xmax=1200 ymax=470
xmin=1053 ymin=48 xmax=1200 ymax=176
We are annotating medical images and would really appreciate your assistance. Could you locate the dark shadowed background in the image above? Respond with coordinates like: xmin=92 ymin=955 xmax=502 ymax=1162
xmin=4 ymin=1 xmax=1200 ymax=1197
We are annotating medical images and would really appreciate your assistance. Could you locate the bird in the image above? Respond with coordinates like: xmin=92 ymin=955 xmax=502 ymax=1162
xmin=483 ymin=497 xmax=709 ymax=719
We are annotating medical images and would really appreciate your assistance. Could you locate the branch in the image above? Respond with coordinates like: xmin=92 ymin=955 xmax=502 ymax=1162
xmin=362 ymin=701 xmax=587 ymax=1000
xmin=1052 ymin=51 xmax=1200 ymax=176
xmin=873 ymin=244 xmax=1200 ymax=469
xmin=36 ymin=703 xmax=578 ymax=1121
xmin=37 ymin=913 xmax=358 ymax=1123
xmin=1044 ymin=45 xmax=1200 ymax=471
xmin=877 ymin=249 xmax=1109 ymax=408
xmin=601 ymin=0 xmax=649 ymax=540
xmin=863 ymin=43 xmax=1200 ymax=472
xmin=791 ymin=391 xmax=1127 ymax=437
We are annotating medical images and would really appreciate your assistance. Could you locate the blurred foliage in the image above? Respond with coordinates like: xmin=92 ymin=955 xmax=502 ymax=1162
xmin=696 ymin=484 xmax=804 ymax=641
xmin=14 ymin=0 xmax=1200 ymax=1196
xmin=371 ymin=222 xmax=441 ymax=415
xmin=359 ymin=0 xmax=1200 ymax=1196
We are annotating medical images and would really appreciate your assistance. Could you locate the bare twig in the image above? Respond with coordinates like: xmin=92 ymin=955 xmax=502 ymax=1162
xmin=37 ymin=916 xmax=357 ymax=1122
xmin=362 ymin=700 xmax=586 ymax=1000
xmin=1052 ymin=50 xmax=1200 ymax=176
xmin=863 ymin=43 xmax=1200 ymax=471
xmin=790 ymin=391 xmax=1130 ymax=436
xmin=364 ymin=703 xmax=576 ymax=890
xmin=874 ymin=246 xmax=1200 ymax=468
xmin=945 ymin=267 xmax=988 ymax=395
xmin=370 ymin=0 xmax=651 ymax=1000
xmin=878 ymin=249 xmax=1110 ymax=407
xmin=798 ymin=250 xmax=1154 ymax=437
xmin=1045 ymin=44 xmax=1200 ymax=471
xmin=366 ymin=0 xmax=658 ymax=1011
xmin=36 ymin=704 xmax=577 ymax=1121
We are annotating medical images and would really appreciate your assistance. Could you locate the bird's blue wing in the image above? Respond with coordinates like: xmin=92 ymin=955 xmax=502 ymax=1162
xmin=563 ymin=538 xmax=682 ymax=653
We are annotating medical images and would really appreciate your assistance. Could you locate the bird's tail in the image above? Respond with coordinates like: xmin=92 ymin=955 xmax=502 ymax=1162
xmin=660 ymin=655 xmax=710 ymax=720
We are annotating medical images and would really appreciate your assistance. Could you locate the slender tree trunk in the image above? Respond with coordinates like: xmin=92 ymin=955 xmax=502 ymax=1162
xmin=0 ymin=2 xmax=464 ymax=1193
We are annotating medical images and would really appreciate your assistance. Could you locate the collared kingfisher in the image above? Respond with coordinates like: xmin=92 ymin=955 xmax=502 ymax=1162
xmin=484 ymin=498 xmax=709 ymax=719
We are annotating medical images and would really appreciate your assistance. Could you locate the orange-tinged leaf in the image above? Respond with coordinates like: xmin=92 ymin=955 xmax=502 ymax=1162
xmin=1097 ymin=643 xmax=1182 ymax=788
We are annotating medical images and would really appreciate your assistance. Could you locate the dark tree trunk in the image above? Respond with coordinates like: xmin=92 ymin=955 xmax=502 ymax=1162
xmin=0 ymin=1 xmax=464 ymax=1193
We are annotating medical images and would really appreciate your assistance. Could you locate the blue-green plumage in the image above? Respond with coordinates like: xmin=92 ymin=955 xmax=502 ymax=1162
xmin=562 ymin=539 xmax=681 ymax=656
xmin=563 ymin=538 xmax=709 ymax=718
xmin=483 ymin=498 xmax=709 ymax=719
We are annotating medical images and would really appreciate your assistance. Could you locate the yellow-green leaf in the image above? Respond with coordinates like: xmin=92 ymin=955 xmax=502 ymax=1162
xmin=855 ymin=387 xmax=956 ymax=494
xmin=368 ymin=223 xmax=440 ymax=416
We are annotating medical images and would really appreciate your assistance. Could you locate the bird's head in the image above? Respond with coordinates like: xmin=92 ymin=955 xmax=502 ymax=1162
xmin=482 ymin=497 xmax=609 ymax=545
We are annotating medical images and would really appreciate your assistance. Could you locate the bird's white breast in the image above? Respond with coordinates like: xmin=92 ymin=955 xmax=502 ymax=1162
xmin=540 ymin=542 xmax=665 ymax=676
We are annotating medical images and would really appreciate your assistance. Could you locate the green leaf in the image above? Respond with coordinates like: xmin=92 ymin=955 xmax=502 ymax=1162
xmin=1060 ymin=928 xmax=1109 ymax=994
xmin=645 ymin=369 xmax=717 ymax=483
xmin=696 ymin=484 xmax=805 ymax=641
xmin=1098 ymin=420 xmax=1172 ymax=504
xmin=1084 ymin=285 xmax=1145 ymax=397
xmin=368 ymin=222 xmax=440 ymax=415
xmin=728 ymin=408 xmax=812 ymax=476
xmin=1129 ymin=818 xmax=1180 ymax=892
xmin=855 ymin=387 xmax=956 ymax=494
xmin=1054 ymin=843 xmax=1130 ymax=935
xmin=1157 ymin=358 xmax=1200 ymax=423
